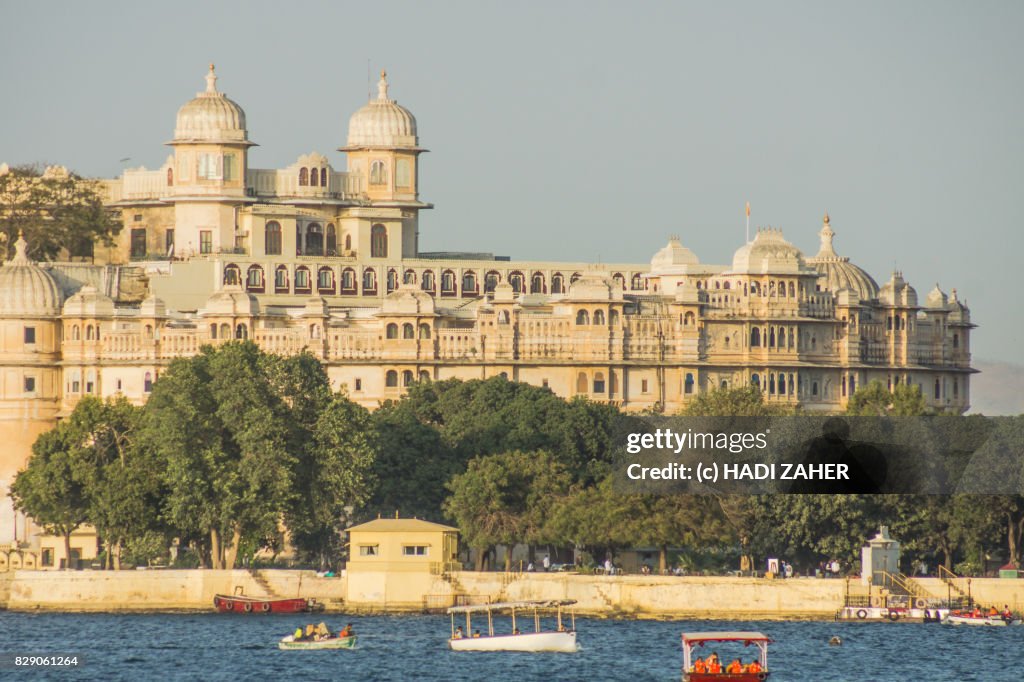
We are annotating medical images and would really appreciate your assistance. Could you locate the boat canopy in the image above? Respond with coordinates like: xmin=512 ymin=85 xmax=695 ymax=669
xmin=447 ymin=600 xmax=577 ymax=614
xmin=682 ymin=632 xmax=773 ymax=645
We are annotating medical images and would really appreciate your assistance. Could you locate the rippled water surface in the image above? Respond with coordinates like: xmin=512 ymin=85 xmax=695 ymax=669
xmin=0 ymin=612 xmax=1021 ymax=681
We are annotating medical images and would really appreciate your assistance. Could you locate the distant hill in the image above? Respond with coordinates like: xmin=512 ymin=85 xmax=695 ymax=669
xmin=968 ymin=359 xmax=1024 ymax=416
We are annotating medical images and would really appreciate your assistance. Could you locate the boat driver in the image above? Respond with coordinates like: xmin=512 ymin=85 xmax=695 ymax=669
xmin=453 ymin=626 xmax=464 ymax=639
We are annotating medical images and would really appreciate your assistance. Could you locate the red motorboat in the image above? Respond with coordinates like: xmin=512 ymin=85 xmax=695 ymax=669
xmin=213 ymin=593 xmax=323 ymax=614
xmin=682 ymin=631 xmax=772 ymax=681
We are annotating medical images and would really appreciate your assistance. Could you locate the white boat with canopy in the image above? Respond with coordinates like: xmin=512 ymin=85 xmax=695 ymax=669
xmin=446 ymin=600 xmax=578 ymax=652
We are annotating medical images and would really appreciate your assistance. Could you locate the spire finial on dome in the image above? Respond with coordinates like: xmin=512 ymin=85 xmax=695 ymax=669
xmin=8 ymin=229 xmax=31 ymax=265
xmin=205 ymin=63 xmax=218 ymax=93
xmin=377 ymin=69 xmax=390 ymax=101
xmin=824 ymin=211 xmax=830 ymax=224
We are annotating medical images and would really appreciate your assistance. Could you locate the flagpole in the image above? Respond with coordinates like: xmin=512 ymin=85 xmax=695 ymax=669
xmin=745 ymin=201 xmax=751 ymax=243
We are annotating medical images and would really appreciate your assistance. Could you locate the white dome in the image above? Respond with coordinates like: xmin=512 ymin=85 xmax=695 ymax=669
xmin=879 ymin=271 xmax=918 ymax=307
xmin=925 ymin=284 xmax=948 ymax=309
xmin=173 ymin=65 xmax=250 ymax=144
xmin=0 ymin=233 xmax=63 ymax=316
xmin=730 ymin=228 xmax=808 ymax=274
xmin=807 ymin=215 xmax=879 ymax=300
xmin=650 ymin=236 xmax=700 ymax=272
xmin=62 ymin=284 xmax=115 ymax=317
xmin=344 ymin=71 xmax=418 ymax=149
xmin=202 ymin=284 xmax=259 ymax=316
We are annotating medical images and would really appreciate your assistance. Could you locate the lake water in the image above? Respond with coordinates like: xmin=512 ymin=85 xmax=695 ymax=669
xmin=0 ymin=612 xmax=1019 ymax=681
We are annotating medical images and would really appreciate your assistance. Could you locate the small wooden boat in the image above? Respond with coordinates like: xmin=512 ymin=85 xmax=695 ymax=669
xmin=682 ymin=631 xmax=772 ymax=681
xmin=447 ymin=600 xmax=578 ymax=653
xmin=945 ymin=612 xmax=1018 ymax=627
xmin=213 ymin=593 xmax=323 ymax=614
xmin=278 ymin=634 xmax=356 ymax=650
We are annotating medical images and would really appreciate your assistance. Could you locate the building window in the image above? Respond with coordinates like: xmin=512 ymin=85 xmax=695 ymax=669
xmin=386 ymin=323 xmax=399 ymax=339
xmin=223 ymin=264 xmax=241 ymax=286
xmin=403 ymin=323 xmax=415 ymax=339
xmin=508 ymin=271 xmax=524 ymax=294
xmin=359 ymin=545 xmax=378 ymax=556
xmin=299 ymin=167 xmax=309 ymax=186
xmin=371 ymin=224 xmax=388 ymax=258
xmin=246 ymin=265 xmax=264 ymax=292
xmin=198 ymin=153 xmax=222 ymax=179
xmin=631 ymin=273 xmax=643 ymax=290
xmin=402 ymin=545 xmax=428 ymax=556
xmin=419 ymin=323 xmax=431 ymax=339
xmin=144 ymin=372 xmax=153 ymax=393
xmin=310 ymin=168 xmax=319 ymax=186
xmin=165 ymin=229 xmax=175 ymax=256
xmin=116 ymin=379 xmax=123 ymax=391
xmin=750 ymin=328 xmax=761 ymax=347
xmin=24 ymin=327 xmax=36 ymax=344
xmin=370 ymin=160 xmax=387 ymax=186
xmin=200 ymin=230 xmax=213 ymax=254
xmin=306 ymin=223 xmax=324 ymax=256
xmin=275 ymin=266 xmax=289 ymax=293
xmin=441 ymin=270 xmax=455 ymax=295
xmin=363 ymin=268 xmax=377 ymax=293
xmin=295 ymin=267 xmax=311 ymax=292
xmin=542 ymin=378 xmax=549 ymax=389
xmin=576 ymin=310 xmax=590 ymax=325
xmin=320 ymin=167 xmax=328 ymax=187
xmin=385 ymin=370 xmax=398 ymax=387
xmin=751 ymin=373 xmax=760 ymax=390
xmin=317 ymin=266 xmax=335 ymax=293
xmin=130 ymin=228 xmax=147 ymax=258
xmin=594 ymin=309 xmax=605 ymax=325
xmin=404 ymin=269 xmax=417 ymax=285
xmin=41 ymin=549 xmax=53 ymax=567
xmin=24 ymin=376 xmax=36 ymax=393
xmin=387 ymin=269 xmax=399 ymax=293
xmin=685 ymin=373 xmax=694 ymax=394
xmin=403 ymin=370 xmax=414 ymax=386
xmin=222 ymin=153 xmax=236 ymax=181
xmin=354 ymin=378 xmax=362 ymax=392
xmin=326 ymin=224 xmax=337 ymax=255
xmin=484 ymin=271 xmax=500 ymax=293
xmin=462 ymin=271 xmax=477 ymax=294
xmin=593 ymin=372 xmax=606 ymax=394
xmin=265 ymin=221 xmax=282 ymax=255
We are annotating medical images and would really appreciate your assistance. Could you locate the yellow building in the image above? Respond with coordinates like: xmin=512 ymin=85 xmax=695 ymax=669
xmin=0 ymin=66 xmax=976 ymax=552
xmin=345 ymin=518 xmax=459 ymax=609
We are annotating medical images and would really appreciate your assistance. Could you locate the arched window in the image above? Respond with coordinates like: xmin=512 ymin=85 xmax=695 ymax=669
xmin=551 ymin=273 xmax=565 ymax=294
xmin=386 ymin=323 xmax=399 ymax=339
xmin=683 ymin=311 xmax=695 ymax=326
xmin=305 ymin=223 xmax=323 ymax=256
xmin=685 ymin=373 xmax=694 ymax=394
xmin=265 ymin=221 xmax=282 ymax=255
xmin=309 ymin=324 xmax=321 ymax=339
xmin=421 ymin=270 xmax=435 ymax=293
xmin=246 ymin=265 xmax=265 ymax=292
xmin=593 ymin=372 xmax=606 ymax=393
xmin=610 ymin=309 xmax=620 ymax=326
xmin=295 ymin=266 xmax=311 ymax=293
xmin=370 ymin=160 xmax=387 ymax=185
xmin=531 ymin=272 xmax=545 ymax=294
xmin=441 ymin=270 xmax=456 ymax=295
xmin=612 ymin=272 xmax=625 ymax=290
xmin=371 ymin=224 xmax=388 ymax=258
xmin=344 ymin=234 xmax=352 ymax=252
xmin=210 ymin=323 xmax=217 ymax=339
xmin=362 ymin=268 xmax=377 ymax=293
xmin=811 ymin=336 xmax=817 ymax=350
xmin=419 ymin=370 xmax=431 ymax=382
xmin=723 ymin=281 xmax=731 ymax=290
xmin=508 ymin=271 xmax=524 ymax=294
xmin=167 ymin=167 xmax=173 ymax=186
xmin=953 ymin=333 xmax=959 ymax=349
xmin=385 ymin=370 xmax=398 ymax=387
xmin=751 ymin=373 xmax=761 ymax=389
xmin=812 ymin=381 xmax=819 ymax=396
xmin=235 ymin=324 xmax=247 ymax=340
xmin=321 ymin=167 xmax=328 ymax=187
xmin=317 ymin=266 xmax=335 ymax=293
xmin=299 ymin=167 xmax=309 ymax=186
xmin=402 ymin=323 xmax=414 ymax=339
xmin=462 ymin=271 xmax=477 ymax=294
xmin=224 ymin=264 xmax=241 ymax=286
xmin=779 ymin=373 xmax=786 ymax=395
xmin=310 ymin=168 xmax=319 ymax=186
xmin=769 ymin=327 xmax=776 ymax=348
xmin=631 ymin=273 xmax=643 ymax=290
xmin=403 ymin=269 xmax=417 ymax=285
xmin=849 ymin=375 xmax=855 ymax=394
xmin=326 ymin=224 xmax=337 ymax=255
xmin=576 ymin=372 xmax=588 ymax=394
xmin=86 ymin=325 xmax=95 ymax=341
xmin=71 ymin=325 xmax=80 ymax=340
xmin=750 ymin=327 xmax=761 ymax=347
xmin=387 ymin=269 xmax=398 ymax=293
xmin=402 ymin=370 xmax=414 ymax=386
xmin=219 ymin=323 xmax=230 ymax=339
xmin=769 ymin=374 xmax=776 ymax=394
xmin=576 ymin=310 xmax=590 ymax=325
xmin=778 ymin=327 xmax=786 ymax=347
xmin=341 ymin=267 xmax=356 ymax=293
xmin=593 ymin=309 xmax=606 ymax=325
xmin=499 ymin=310 xmax=510 ymax=324
xmin=570 ymin=272 xmax=582 ymax=284
xmin=953 ymin=377 xmax=959 ymax=398
xmin=484 ymin=271 xmax=500 ymax=293
xmin=144 ymin=372 xmax=153 ymax=393
xmin=419 ymin=323 xmax=431 ymax=339
xmin=934 ymin=378 xmax=941 ymax=399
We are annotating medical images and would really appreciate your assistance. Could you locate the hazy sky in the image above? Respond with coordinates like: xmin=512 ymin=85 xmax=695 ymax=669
xmin=2 ymin=1 xmax=1021 ymax=363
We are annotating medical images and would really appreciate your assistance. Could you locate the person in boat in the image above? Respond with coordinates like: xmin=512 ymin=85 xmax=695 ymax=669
xmin=305 ymin=624 xmax=316 ymax=640
xmin=726 ymin=658 xmax=743 ymax=674
xmin=692 ymin=657 xmax=707 ymax=673
xmin=472 ymin=630 xmax=481 ymax=638
xmin=706 ymin=653 xmax=722 ymax=674
xmin=745 ymin=659 xmax=763 ymax=673
xmin=512 ymin=628 xmax=521 ymax=635
xmin=314 ymin=622 xmax=330 ymax=640
xmin=339 ymin=623 xmax=354 ymax=638
xmin=971 ymin=606 xmax=982 ymax=618
xmin=453 ymin=626 xmax=464 ymax=639
xmin=988 ymin=605 xmax=999 ymax=617
xmin=293 ymin=626 xmax=304 ymax=641
xmin=1003 ymin=605 xmax=1013 ymax=619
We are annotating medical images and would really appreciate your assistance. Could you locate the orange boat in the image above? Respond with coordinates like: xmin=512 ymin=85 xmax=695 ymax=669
xmin=213 ymin=594 xmax=323 ymax=614
xmin=682 ymin=631 xmax=772 ymax=681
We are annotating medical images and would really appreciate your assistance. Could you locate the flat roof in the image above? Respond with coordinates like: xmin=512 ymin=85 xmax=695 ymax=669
xmin=682 ymin=632 xmax=772 ymax=644
xmin=346 ymin=518 xmax=458 ymax=533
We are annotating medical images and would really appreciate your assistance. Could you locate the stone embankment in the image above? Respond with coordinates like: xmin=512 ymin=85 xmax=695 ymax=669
xmin=2 ymin=569 xmax=1023 ymax=619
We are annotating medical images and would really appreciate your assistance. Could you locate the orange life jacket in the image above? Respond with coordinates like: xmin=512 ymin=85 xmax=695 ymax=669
xmin=693 ymin=659 xmax=706 ymax=673
xmin=726 ymin=661 xmax=742 ymax=673
xmin=708 ymin=661 xmax=722 ymax=673
xmin=989 ymin=607 xmax=998 ymax=616
xmin=746 ymin=661 xmax=762 ymax=673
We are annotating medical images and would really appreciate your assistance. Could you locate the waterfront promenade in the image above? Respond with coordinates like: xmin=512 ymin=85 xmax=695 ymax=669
xmin=2 ymin=570 xmax=1023 ymax=619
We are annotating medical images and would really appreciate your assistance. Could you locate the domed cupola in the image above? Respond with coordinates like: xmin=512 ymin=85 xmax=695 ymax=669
xmin=172 ymin=64 xmax=252 ymax=145
xmin=925 ymin=283 xmax=948 ymax=309
xmin=0 ymin=232 xmax=64 ymax=317
xmin=343 ymin=70 xmax=419 ymax=150
xmin=650 ymin=236 xmax=700 ymax=274
xmin=807 ymin=213 xmax=880 ymax=301
xmin=729 ymin=227 xmax=810 ymax=275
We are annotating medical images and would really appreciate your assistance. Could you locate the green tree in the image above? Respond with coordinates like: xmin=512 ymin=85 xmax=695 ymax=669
xmin=846 ymin=380 xmax=929 ymax=416
xmin=444 ymin=450 xmax=572 ymax=570
xmin=679 ymin=385 xmax=794 ymax=417
xmin=631 ymin=495 xmax=733 ymax=573
xmin=0 ymin=164 xmax=120 ymax=260
xmin=10 ymin=427 xmax=91 ymax=568
xmin=139 ymin=342 xmax=294 ymax=569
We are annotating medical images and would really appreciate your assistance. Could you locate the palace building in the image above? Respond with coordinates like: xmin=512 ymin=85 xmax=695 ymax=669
xmin=0 ymin=66 xmax=974 ymax=554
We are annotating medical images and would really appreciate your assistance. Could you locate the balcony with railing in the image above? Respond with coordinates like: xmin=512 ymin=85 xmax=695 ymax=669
xmin=246 ymin=169 xmax=365 ymax=201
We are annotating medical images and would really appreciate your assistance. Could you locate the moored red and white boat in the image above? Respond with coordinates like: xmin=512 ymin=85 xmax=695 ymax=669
xmin=944 ymin=611 xmax=1019 ymax=626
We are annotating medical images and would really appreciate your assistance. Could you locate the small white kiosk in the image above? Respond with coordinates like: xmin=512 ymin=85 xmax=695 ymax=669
xmin=861 ymin=526 xmax=900 ymax=585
